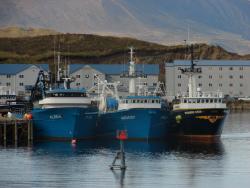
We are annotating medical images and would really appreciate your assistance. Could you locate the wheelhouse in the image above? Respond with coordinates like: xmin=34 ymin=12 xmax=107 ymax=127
xmin=120 ymin=98 xmax=161 ymax=104
xmin=46 ymin=89 xmax=87 ymax=98
xmin=180 ymin=97 xmax=224 ymax=104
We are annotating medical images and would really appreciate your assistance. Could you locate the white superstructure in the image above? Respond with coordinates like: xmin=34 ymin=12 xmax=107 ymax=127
xmin=173 ymin=45 xmax=227 ymax=111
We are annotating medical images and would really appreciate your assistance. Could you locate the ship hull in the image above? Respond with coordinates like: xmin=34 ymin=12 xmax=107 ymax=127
xmin=96 ymin=108 xmax=169 ymax=140
xmin=169 ymin=108 xmax=227 ymax=141
xmin=32 ymin=107 xmax=98 ymax=140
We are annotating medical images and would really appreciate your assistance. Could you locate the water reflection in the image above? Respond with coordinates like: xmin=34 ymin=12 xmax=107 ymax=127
xmin=111 ymin=169 xmax=126 ymax=188
xmin=33 ymin=139 xmax=224 ymax=158
xmin=169 ymin=140 xmax=224 ymax=157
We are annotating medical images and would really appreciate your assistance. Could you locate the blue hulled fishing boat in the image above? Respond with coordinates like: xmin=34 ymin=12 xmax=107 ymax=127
xmin=32 ymin=53 xmax=98 ymax=140
xmin=96 ymin=48 xmax=170 ymax=140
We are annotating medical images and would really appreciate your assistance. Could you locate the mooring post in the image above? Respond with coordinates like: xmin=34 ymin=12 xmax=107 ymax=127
xmin=14 ymin=120 xmax=18 ymax=145
xmin=3 ymin=121 xmax=7 ymax=146
xmin=27 ymin=120 xmax=30 ymax=143
xmin=30 ymin=120 xmax=33 ymax=141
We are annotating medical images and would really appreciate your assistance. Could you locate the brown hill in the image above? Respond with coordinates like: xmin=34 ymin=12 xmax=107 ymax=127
xmin=0 ymin=33 xmax=248 ymax=65
xmin=0 ymin=26 xmax=59 ymax=38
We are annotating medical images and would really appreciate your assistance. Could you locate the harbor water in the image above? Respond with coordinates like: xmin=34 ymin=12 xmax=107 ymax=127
xmin=1 ymin=112 xmax=250 ymax=188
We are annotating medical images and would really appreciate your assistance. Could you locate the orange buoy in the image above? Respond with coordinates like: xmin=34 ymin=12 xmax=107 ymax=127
xmin=26 ymin=113 xmax=32 ymax=120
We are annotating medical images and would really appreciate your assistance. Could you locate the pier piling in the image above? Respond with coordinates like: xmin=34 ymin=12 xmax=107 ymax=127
xmin=0 ymin=118 xmax=33 ymax=146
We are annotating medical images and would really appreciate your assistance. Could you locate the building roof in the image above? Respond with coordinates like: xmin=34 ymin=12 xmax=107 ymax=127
xmin=70 ymin=64 xmax=159 ymax=75
xmin=165 ymin=60 xmax=250 ymax=67
xmin=0 ymin=64 xmax=49 ymax=75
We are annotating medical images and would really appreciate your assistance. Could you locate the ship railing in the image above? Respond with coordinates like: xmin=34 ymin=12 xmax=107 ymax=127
xmin=178 ymin=91 xmax=224 ymax=98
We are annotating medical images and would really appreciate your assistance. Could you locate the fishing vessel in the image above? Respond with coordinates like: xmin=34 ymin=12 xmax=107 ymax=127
xmin=32 ymin=53 xmax=98 ymax=140
xmin=96 ymin=48 xmax=170 ymax=140
xmin=169 ymin=44 xmax=228 ymax=141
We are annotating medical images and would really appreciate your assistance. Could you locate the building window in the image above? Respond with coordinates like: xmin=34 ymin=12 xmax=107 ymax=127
xmin=6 ymin=74 xmax=11 ymax=78
xmin=153 ymin=83 xmax=157 ymax=86
xmin=85 ymin=74 xmax=89 ymax=78
xmin=239 ymin=67 xmax=243 ymax=70
xmin=209 ymin=83 xmax=212 ymax=87
xmin=144 ymin=83 xmax=147 ymax=86
xmin=198 ymin=83 xmax=202 ymax=87
xmin=19 ymin=75 xmax=24 ymax=78
xmin=219 ymin=67 xmax=223 ymax=71
xmin=229 ymin=75 xmax=233 ymax=79
xmin=178 ymin=83 xmax=181 ymax=87
xmin=19 ymin=83 xmax=23 ymax=86
xmin=76 ymin=83 xmax=80 ymax=86
xmin=198 ymin=75 xmax=202 ymax=79
xmin=229 ymin=83 xmax=233 ymax=87
xmin=240 ymin=91 xmax=243 ymax=95
xmin=6 ymin=82 xmax=11 ymax=86
xmin=240 ymin=83 xmax=243 ymax=87
xmin=177 ymin=75 xmax=181 ymax=79
xmin=76 ymin=75 xmax=80 ymax=78
xmin=240 ymin=75 xmax=243 ymax=79
xmin=209 ymin=75 xmax=212 ymax=79
xmin=229 ymin=67 xmax=233 ymax=70
xmin=219 ymin=83 xmax=222 ymax=87
xmin=219 ymin=75 xmax=223 ymax=79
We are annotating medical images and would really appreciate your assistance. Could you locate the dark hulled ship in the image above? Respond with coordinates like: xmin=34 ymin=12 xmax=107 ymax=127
xmin=169 ymin=45 xmax=228 ymax=141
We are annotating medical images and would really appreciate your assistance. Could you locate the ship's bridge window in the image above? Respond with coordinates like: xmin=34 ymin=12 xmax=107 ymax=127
xmin=126 ymin=100 xmax=128 ymax=104
xmin=133 ymin=100 xmax=136 ymax=103
xmin=214 ymin=99 xmax=217 ymax=103
xmin=197 ymin=99 xmax=200 ymax=103
xmin=184 ymin=99 xmax=187 ymax=103
xmin=144 ymin=100 xmax=147 ymax=103
xmin=152 ymin=100 xmax=155 ymax=103
xmin=206 ymin=99 xmax=209 ymax=103
xmin=210 ymin=99 xmax=213 ymax=103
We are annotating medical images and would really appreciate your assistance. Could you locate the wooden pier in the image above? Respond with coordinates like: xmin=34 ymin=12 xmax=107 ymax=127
xmin=0 ymin=118 xmax=33 ymax=146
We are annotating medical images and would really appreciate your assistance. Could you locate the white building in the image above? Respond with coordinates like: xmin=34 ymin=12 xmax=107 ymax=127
xmin=70 ymin=64 xmax=159 ymax=96
xmin=165 ymin=60 xmax=250 ymax=98
xmin=0 ymin=64 xmax=49 ymax=96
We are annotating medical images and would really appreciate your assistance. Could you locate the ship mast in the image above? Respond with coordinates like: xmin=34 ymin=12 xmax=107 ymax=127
xmin=128 ymin=47 xmax=136 ymax=95
xmin=181 ymin=44 xmax=202 ymax=98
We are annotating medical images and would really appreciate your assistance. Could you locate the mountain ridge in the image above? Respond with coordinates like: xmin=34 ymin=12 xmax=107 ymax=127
xmin=1 ymin=0 xmax=250 ymax=54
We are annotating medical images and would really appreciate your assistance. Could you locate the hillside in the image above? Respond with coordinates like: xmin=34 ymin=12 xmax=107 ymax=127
xmin=0 ymin=27 xmax=58 ymax=38
xmin=1 ymin=0 xmax=250 ymax=54
xmin=0 ymin=34 xmax=247 ymax=65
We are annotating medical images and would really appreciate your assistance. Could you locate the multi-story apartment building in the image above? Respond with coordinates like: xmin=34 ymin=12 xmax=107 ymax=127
xmin=165 ymin=60 xmax=250 ymax=98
